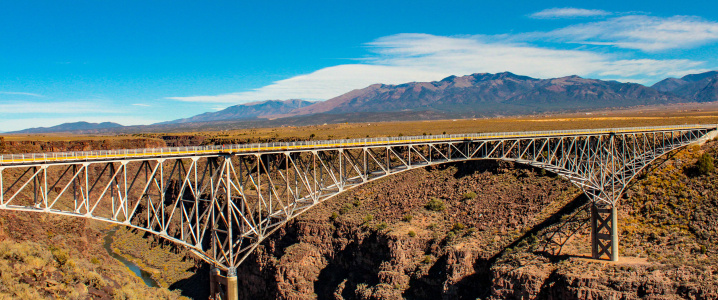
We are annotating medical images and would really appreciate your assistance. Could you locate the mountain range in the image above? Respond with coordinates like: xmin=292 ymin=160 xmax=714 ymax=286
xmin=279 ymin=72 xmax=683 ymax=117
xmin=11 ymin=122 xmax=123 ymax=134
xmin=9 ymin=71 xmax=718 ymax=133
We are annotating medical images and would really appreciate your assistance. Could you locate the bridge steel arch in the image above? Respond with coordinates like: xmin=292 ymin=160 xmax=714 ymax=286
xmin=0 ymin=124 xmax=715 ymax=299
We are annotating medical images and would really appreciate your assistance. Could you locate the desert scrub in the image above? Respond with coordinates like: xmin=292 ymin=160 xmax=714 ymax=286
xmin=0 ymin=240 xmax=188 ymax=300
xmin=363 ymin=214 xmax=374 ymax=223
xmin=402 ymin=214 xmax=413 ymax=222
xmin=376 ymin=222 xmax=388 ymax=230
xmin=462 ymin=191 xmax=477 ymax=200
xmin=0 ymin=241 xmax=54 ymax=265
xmin=408 ymin=230 xmax=416 ymax=237
xmin=50 ymin=246 xmax=69 ymax=266
xmin=425 ymin=197 xmax=446 ymax=212
xmin=696 ymin=153 xmax=715 ymax=175
xmin=451 ymin=222 xmax=466 ymax=233
xmin=422 ymin=255 xmax=432 ymax=264
xmin=339 ymin=204 xmax=353 ymax=215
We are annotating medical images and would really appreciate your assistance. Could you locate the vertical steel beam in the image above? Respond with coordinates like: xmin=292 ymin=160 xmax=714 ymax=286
xmin=363 ymin=148 xmax=367 ymax=177
xmin=33 ymin=166 xmax=38 ymax=206
xmin=110 ymin=163 xmax=116 ymax=217
xmin=84 ymin=163 xmax=89 ymax=213
xmin=338 ymin=149 xmax=343 ymax=190
xmin=611 ymin=203 xmax=619 ymax=262
xmin=123 ymin=162 xmax=128 ymax=221
xmin=73 ymin=164 xmax=77 ymax=210
xmin=225 ymin=156 xmax=233 ymax=266
xmin=42 ymin=166 xmax=47 ymax=208
xmin=591 ymin=204 xmax=598 ymax=259
xmin=0 ymin=167 xmax=3 ymax=206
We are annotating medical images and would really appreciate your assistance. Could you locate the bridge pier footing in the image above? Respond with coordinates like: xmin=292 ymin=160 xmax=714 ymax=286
xmin=209 ymin=268 xmax=238 ymax=300
xmin=591 ymin=202 xmax=619 ymax=261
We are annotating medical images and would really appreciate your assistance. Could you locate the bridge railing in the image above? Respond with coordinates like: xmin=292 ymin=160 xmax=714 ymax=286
xmin=1 ymin=124 xmax=715 ymax=165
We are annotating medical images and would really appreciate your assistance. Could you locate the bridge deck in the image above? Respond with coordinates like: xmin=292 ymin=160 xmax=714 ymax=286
xmin=1 ymin=124 xmax=715 ymax=166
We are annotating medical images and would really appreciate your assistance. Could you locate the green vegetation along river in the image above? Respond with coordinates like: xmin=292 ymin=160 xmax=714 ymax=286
xmin=103 ymin=228 xmax=159 ymax=288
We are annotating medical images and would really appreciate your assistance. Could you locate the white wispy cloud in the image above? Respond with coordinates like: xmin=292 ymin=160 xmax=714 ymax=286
xmin=598 ymin=59 xmax=708 ymax=77
xmin=530 ymin=8 xmax=611 ymax=19
xmin=547 ymin=15 xmax=718 ymax=51
xmin=365 ymin=33 xmax=605 ymax=78
xmin=366 ymin=33 xmax=708 ymax=80
xmin=167 ymin=64 xmax=447 ymax=103
xmin=132 ymin=103 xmax=151 ymax=107
xmin=166 ymin=13 xmax=718 ymax=104
xmin=0 ymin=91 xmax=44 ymax=97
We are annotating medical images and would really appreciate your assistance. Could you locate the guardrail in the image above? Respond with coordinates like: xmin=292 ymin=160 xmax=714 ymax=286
xmin=1 ymin=124 xmax=715 ymax=165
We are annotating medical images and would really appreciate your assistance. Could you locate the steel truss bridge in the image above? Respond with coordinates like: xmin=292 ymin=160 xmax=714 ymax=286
xmin=1 ymin=124 xmax=715 ymax=299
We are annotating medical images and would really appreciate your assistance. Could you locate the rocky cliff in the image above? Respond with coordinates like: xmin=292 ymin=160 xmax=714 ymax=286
xmin=229 ymin=160 xmax=581 ymax=299
xmin=1 ymin=138 xmax=166 ymax=154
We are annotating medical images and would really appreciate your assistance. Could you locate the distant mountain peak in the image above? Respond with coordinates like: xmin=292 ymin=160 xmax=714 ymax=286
xmin=548 ymin=75 xmax=596 ymax=85
xmin=469 ymin=72 xmax=537 ymax=82
xmin=682 ymin=71 xmax=718 ymax=82
xmin=651 ymin=70 xmax=718 ymax=102
xmin=242 ymin=99 xmax=309 ymax=107
xmin=440 ymin=75 xmax=457 ymax=82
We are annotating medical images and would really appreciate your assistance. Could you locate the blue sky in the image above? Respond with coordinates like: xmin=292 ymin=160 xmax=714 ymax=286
xmin=2 ymin=1 xmax=718 ymax=132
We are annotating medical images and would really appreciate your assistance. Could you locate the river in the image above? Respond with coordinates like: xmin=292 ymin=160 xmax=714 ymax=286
xmin=103 ymin=228 xmax=160 ymax=288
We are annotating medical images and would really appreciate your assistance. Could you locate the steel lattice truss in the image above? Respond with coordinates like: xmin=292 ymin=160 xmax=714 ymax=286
xmin=0 ymin=125 xmax=714 ymax=272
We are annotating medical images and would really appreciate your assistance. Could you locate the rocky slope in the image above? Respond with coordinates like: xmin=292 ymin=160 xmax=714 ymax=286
xmin=0 ymin=138 xmax=186 ymax=299
xmin=0 ymin=211 xmax=186 ymax=299
xmin=506 ymin=75 xmax=678 ymax=109
xmin=489 ymin=141 xmax=718 ymax=300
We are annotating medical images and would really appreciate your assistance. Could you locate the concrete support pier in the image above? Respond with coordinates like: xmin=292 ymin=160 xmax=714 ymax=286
xmin=210 ymin=267 xmax=238 ymax=300
xmin=591 ymin=203 xmax=619 ymax=261
xmin=226 ymin=275 xmax=238 ymax=300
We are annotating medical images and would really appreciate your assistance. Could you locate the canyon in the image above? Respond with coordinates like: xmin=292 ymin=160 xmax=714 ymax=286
xmin=1 ymin=132 xmax=717 ymax=299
